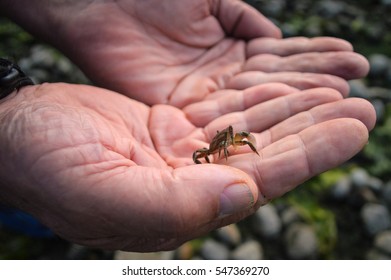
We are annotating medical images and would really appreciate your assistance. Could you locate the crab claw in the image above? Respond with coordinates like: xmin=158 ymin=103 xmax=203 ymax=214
xmin=234 ymin=132 xmax=259 ymax=156
xmin=193 ymin=148 xmax=211 ymax=164
xmin=245 ymin=133 xmax=259 ymax=156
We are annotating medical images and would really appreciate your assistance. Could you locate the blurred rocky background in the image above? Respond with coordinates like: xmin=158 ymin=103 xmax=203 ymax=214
xmin=1 ymin=0 xmax=391 ymax=259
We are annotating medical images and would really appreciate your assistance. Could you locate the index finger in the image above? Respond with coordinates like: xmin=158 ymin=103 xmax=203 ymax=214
xmin=226 ymin=118 xmax=369 ymax=201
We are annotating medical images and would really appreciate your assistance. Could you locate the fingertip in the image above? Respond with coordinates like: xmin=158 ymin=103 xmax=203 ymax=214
xmin=346 ymin=118 xmax=369 ymax=141
xmin=302 ymin=118 xmax=370 ymax=173
xmin=341 ymin=52 xmax=370 ymax=79
xmin=356 ymin=53 xmax=370 ymax=77
xmin=348 ymin=98 xmax=377 ymax=131
xmin=313 ymin=37 xmax=354 ymax=52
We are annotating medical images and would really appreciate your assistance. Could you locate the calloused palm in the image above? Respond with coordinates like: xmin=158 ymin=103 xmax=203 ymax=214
xmin=12 ymin=0 xmax=369 ymax=107
xmin=0 ymin=83 xmax=375 ymax=251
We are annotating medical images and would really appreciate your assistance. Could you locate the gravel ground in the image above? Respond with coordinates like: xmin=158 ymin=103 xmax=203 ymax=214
xmin=1 ymin=0 xmax=391 ymax=259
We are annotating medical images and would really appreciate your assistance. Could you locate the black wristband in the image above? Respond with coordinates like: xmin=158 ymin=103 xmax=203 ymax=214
xmin=0 ymin=58 xmax=34 ymax=99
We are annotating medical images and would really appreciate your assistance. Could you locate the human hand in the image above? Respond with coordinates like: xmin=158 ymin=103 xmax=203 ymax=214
xmin=0 ymin=83 xmax=375 ymax=251
xmin=1 ymin=0 xmax=369 ymax=107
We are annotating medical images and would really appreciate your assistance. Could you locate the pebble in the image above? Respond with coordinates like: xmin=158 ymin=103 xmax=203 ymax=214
xmin=281 ymin=23 xmax=299 ymax=37
xmin=361 ymin=203 xmax=391 ymax=235
xmin=374 ymin=230 xmax=391 ymax=255
xmin=259 ymin=0 xmax=286 ymax=17
xmin=315 ymin=0 xmax=345 ymax=17
xmin=215 ymin=224 xmax=241 ymax=247
xmin=383 ymin=182 xmax=391 ymax=208
xmin=114 ymin=250 xmax=173 ymax=260
xmin=284 ymin=223 xmax=318 ymax=259
xmin=174 ymin=242 xmax=194 ymax=260
xmin=350 ymin=168 xmax=371 ymax=189
xmin=66 ymin=244 xmax=89 ymax=260
xmin=358 ymin=188 xmax=378 ymax=204
xmin=231 ymin=240 xmax=263 ymax=260
xmin=369 ymin=54 xmax=390 ymax=77
xmin=366 ymin=248 xmax=391 ymax=260
xmin=244 ymin=0 xmax=285 ymax=17
xmin=18 ymin=44 xmax=89 ymax=85
xmin=281 ymin=206 xmax=301 ymax=226
xmin=330 ymin=176 xmax=352 ymax=201
xmin=200 ymin=239 xmax=230 ymax=260
xmin=57 ymin=58 xmax=74 ymax=74
xmin=382 ymin=0 xmax=391 ymax=6
xmin=366 ymin=24 xmax=385 ymax=42
xmin=368 ymin=87 xmax=391 ymax=100
xmin=349 ymin=79 xmax=370 ymax=98
xmin=29 ymin=45 xmax=56 ymax=68
xmin=252 ymin=204 xmax=282 ymax=239
xmin=371 ymin=99 xmax=386 ymax=122
xmin=367 ymin=176 xmax=384 ymax=193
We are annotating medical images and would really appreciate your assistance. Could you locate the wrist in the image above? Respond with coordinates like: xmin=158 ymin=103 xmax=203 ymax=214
xmin=0 ymin=85 xmax=36 ymax=207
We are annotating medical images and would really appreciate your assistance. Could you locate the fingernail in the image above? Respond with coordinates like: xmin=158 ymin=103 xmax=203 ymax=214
xmin=219 ymin=184 xmax=254 ymax=217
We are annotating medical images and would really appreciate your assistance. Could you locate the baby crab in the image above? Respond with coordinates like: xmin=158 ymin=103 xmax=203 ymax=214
xmin=193 ymin=125 xmax=259 ymax=164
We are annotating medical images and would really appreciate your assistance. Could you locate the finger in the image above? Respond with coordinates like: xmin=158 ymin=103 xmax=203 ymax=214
xmin=207 ymin=97 xmax=375 ymax=160
xmin=105 ymin=164 xmax=260 ymax=251
xmin=227 ymin=71 xmax=350 ymax=97
xmin=247 ymin=37 xmax=353 ymax=57
xmin=205 ymin=87 xmax=343 ymax=139
xmin=183 ymin=83 xmax=299 ymax=127
xmin=244 ymin=52 xmax=370 ymax=80
xmin=269 ymin=97 xmax=377 ymax=139
xmin=227 ymin=118 xmax=369 ymax=200
xmin=256 ymin=97 xmax=376 ymax=149
xmin=215 ymin=0 xmax=282 ymax=39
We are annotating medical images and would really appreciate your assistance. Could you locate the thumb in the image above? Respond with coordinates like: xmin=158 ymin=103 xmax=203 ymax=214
xmin=214 ymin=0 xmax=282 ymax=39
xmin=169 ymin=164 xmax=261 ymax=220
xmin=116 ymin=164 xmax=260 ymax=251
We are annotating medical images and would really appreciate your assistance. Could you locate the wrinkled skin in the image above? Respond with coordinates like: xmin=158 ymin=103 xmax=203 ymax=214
xmin=2 ymin=0 xmax=368 ymax=107
xmin=0 ymin=83 xmax=376 ymax=251
xmin=0 ymin=0 xmax=376 ymax=252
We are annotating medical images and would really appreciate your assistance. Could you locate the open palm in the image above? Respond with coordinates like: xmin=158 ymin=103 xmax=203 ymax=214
xmin=1 ymin=83 xmax=375 ymax=251
xmin=42 ymin=0 xmax=369 ymax=107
